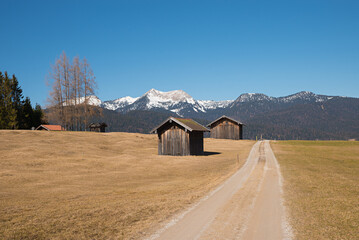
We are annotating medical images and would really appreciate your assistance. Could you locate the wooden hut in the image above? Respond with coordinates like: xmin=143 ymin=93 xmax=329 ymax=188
xmin=88 ymin=122 xmax=107 ymax=132
xmin=151 ymin=117 xmax=209 ymax=156
xmin=207 ymin=115 xmax=244 ymax=140
xmin=35 ymin=124 xmax=64 ymax=131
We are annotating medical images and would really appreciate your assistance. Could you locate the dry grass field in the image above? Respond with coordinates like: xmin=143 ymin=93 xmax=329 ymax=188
xmin=271 ymin=141 xmax=359 ymax=240
xmin=0 ymin=130 xmax=254 ymax=239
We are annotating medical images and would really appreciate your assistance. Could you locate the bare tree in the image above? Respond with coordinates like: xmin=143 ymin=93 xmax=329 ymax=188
xmin=71 ymin=56 xmax=82 ymax=130
xmin=48 ymin=55 xmax=65 ymax=127
xmin=81 ymin=57 xmax=101 ymax=130
xmin=47 ymin=52 xmax=100 ymax=131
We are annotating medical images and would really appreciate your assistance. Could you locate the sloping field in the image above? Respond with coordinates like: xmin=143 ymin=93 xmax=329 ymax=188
xmin=0 ymin=131 xmax=254 ymax=239
xmin=271 ymin=141 xmax=359 ymax=240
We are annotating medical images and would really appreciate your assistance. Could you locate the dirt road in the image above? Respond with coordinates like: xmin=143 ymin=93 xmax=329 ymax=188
xmin=148 ymin=141 xmax=292 ymax=240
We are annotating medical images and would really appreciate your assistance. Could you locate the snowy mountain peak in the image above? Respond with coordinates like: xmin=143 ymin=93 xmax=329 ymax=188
xmin=87 ymin=95 xmax=102 ymax=106
xmin=144 ymin=89 xmax=194 ymax=103
xmin=197 ymin=100 xmax=234 ymax=109
xmin=137 ymin=89 xmax=196 ymax=112
xmin=279 ymin=91 xmax=330 ymax=103
xmin=235 ymin=93 xmax=273 ymax=102
xmin=284 ymin=91 xmax=315 ymax=98
xmin=145 ymin=88 xmax=160 ymax=95
xmin=102 ymin=96 xmax=139 ymax=111
xmin=64 ymin=95 xmax=102 ymax=107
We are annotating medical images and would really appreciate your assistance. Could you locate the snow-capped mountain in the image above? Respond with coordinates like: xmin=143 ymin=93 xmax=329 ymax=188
xmin=232 ymin=91 xmax=332 ymax=105
xmin=63 ymin=95 xmax=102 ymax=107
xmin=226 ymin=91 xmax=341 ymax=127
xmin=77 ymin=89 xmax=338 ymax=118
xmin=197 ymin=100 xmax=234 ymax=109
xmin=233 ymin=93 xmax=275 ymax=103
xmin=102 ymin=96 xmax=139 ymax=111
xmin=277 ymin=91 xmax=332 ymax=103
xmin=131 ymin=88 xmax=197 ymax=110
xmin=99 ymin=89 xmax=233 ymax=116
xmin=120 ymin=89 xmax=211 ymax=115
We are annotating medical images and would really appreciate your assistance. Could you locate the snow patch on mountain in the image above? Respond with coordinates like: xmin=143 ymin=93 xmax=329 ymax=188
xmin=232 ymin=91 xmax=333 ymax=105
xmin=102 ymin=96 xmax=139 ymax=111
xmin=278 ymin=91 xmax=331 ymax=103
xmin=197 ymin=100 xmax=234 ymax=109
xmin=64 ymin=95 xmax=102 ymax=107
xmin=235 ymin=93 xmax=274 ymax=103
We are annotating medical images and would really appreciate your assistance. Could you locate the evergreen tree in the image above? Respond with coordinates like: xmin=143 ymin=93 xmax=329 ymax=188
xmin=33 ymin=104 xmax=47 ymax=127
xmin=22 ymin=97 xmax=34 ymax=129
xmin=3 ymin=72 xmax=17 ymax=129
xmin=11 ymin=74 xmax=24 ymax=128
xmin=0 ymin=70 xmax=46 ymax=129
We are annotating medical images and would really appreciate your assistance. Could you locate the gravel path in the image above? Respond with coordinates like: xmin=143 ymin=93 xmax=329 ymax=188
xmin=148 ymin=140 xmax=292 ymax=240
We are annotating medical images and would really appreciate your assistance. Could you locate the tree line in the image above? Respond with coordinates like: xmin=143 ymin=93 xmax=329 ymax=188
xmin=47 ymin=52 xmax=101 ymax=131
xmin=0 ymin=71 xmax=46 ymax=129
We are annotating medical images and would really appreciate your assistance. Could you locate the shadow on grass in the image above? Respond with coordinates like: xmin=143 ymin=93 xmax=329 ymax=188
xmin=202 ymin=151 xmax=221 ymax=156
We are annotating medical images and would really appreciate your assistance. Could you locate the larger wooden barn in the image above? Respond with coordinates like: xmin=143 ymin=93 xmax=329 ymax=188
xmin=151 ymin=117 xmax=209 ymax=156
xmin=207 ymin=115 xmax=244 ymax=140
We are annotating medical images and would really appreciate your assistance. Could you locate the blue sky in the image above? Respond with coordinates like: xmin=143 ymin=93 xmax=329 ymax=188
xmin=1 ymin=0 xmax=358 ymax=105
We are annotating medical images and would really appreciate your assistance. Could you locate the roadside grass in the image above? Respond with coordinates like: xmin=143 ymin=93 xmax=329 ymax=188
xmin=0 ymin=130 xmax=254 ymax=239
xmin=271 ymin=140 xmax=359 ymax=240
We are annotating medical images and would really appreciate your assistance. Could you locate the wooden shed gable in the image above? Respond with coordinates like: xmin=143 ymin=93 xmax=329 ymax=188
xmin=151 ymin=117 xmax=208 ymax=156
xmin=207 ymin=115 xmax=244 ymax=140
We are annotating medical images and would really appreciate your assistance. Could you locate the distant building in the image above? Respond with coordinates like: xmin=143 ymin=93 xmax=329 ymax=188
xmin=88 ymin=122 xmax=107 ymax=132
xmin=151 ymin=117 xmax=209 ymax=156
xmin=207 ymin=115 xmax=244 ymax=140
xmin=35 ymin=124 xmax=65 ymax=131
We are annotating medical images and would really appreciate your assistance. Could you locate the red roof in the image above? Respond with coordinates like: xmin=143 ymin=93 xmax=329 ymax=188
xmin=36 ymin=125 xmax=64 ymax=131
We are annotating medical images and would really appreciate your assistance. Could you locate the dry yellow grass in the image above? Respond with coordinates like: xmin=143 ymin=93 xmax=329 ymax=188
xmin=0 ymin=130 xmax=254 ymax=239
xmin=271 ymin=141 xmax=359 ymax=240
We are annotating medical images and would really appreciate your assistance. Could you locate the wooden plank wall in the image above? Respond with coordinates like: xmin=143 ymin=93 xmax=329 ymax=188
xmin=210 ymin=119 xmax=242 ymax=140
xmin=158 ymin=125 xmax=190 ymax=155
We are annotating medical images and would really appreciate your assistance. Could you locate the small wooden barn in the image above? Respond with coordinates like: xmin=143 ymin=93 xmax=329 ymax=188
xmin=207 ymin=115 xmax=244 ymax=140
xmin=88 ymin=122 xmax=107 ymax=132
xmin=151 ymin=117 xmax=209 ymax=156
xmin=35 ymin=124 xmax=64 ymax=131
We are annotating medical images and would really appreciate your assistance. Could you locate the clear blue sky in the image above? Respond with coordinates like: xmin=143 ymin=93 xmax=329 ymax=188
xmin=1 ymin=0 xmax=358 ymax=106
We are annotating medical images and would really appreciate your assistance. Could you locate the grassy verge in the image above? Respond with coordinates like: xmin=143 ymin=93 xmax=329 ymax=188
xmin=0 ymin=130 xmax=254 ymax=239
xmin=271 ymin=141 xmax=359 ymax=240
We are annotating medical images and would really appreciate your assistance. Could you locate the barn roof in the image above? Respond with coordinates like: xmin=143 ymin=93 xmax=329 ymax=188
xmin=207 ymin=115 xmax=244 ymax=127
xmin=151 ymin=117 xmax=209 ymax=133
xmin=35 ymin=124 xmax=64 ymax=131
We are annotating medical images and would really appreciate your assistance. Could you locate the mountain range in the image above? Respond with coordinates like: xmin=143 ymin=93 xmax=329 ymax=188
xmin=75 ymin=89 xmax=359 ymax=140
xmin=87 ymin=88 xmax=234 ymax=115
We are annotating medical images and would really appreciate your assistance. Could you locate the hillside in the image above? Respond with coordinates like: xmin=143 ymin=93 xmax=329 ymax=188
xmin=243 ymin=97 xmax=359 ymax=140
xmin=0 ymin=130 xmax=254 ymax=239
